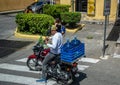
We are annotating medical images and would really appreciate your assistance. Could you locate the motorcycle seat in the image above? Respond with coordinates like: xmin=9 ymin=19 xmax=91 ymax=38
xmin=49 ymin=55 xmax=60 ymax=65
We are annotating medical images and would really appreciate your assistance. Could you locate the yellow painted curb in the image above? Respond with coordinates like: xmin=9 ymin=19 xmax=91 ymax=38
xmin=14 ymin=24 xmax=85 ymax=39
xmin=14 ymin=28 xmax=45 ymax=40
xmin=66 ymin=24 xmax=85 ymax=33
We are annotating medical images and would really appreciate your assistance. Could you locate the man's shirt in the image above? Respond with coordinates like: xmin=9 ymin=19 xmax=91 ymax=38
xmin=47 ymin=32 xmax=63 ymax=54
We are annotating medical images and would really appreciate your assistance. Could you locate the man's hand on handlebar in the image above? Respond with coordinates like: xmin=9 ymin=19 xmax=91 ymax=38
xmin=44 ymin=37 xmax=49 ymax=44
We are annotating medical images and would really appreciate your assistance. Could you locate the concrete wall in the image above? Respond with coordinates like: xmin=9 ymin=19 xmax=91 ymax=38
xmin=88 ymin=0 xmax=118 ymax=21
xmin=0 ymin=0 xmax=34 ymax=12
xmin=55 ymin=0 xmax=60 ymax=4
xmin=60 ymin=0 xmax=72 ymax=11
xmin=60 ymin=0 xmax=118 ymax=21
xmin=0 ymin=0 xmax=117 ymax=21
xmin=60 ymin=0 xmax=71 ymax=5
xmin=0 ymin=0 xmax=60 ymax=12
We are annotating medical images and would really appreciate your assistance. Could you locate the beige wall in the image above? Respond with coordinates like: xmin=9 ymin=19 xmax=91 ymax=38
xmin=0 ymin=0 xmax=34 ymax=12
xmin=88 ymin=0 xmax=118 ymax=21
xmin=60 ymin=0 xmax=73 ymax=12
xmin=94 ymin=0 xmax=104 ymax=19
xmin=0 ymin=0 xmax=61 ymax=12
xmin=0 ymin=0 xmax=118 ymax=21
xmin=60 ymin=0 xmax=118 ymax=21
xmin=60 ymin=0 xmax=71 ymax=5
xmin=55 ymin=0 xmax=60 ymax=4
xmin=109 ymin=0 xmax=118 ymax=21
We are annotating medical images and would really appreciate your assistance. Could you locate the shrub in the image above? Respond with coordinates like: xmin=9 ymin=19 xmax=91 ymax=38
xmin=43 ymin=4 xmax=70 ymax=19
xmin=15 ymin=13 xmax=55 ymax=35
xmin=60 ymin=12 xmax=81 ymax=28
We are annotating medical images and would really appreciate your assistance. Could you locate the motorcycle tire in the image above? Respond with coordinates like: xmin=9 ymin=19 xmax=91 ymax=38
xmin=26 ymin=58 xmax=42 ymax=71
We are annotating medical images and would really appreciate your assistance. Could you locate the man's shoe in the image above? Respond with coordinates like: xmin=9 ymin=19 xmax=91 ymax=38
xmin=36 ymin=78 xmax=47 ymax=82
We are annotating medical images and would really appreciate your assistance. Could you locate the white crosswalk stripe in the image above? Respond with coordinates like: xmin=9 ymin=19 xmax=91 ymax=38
xmin=77 ymin=65 xmax=89 ymax=71
xmin=16 ymin=57 xmax=100 ymax=63
xmin=113 ymin=53 xmax=120 ymax=58
xmin=0 ymin=63 xmax=39 ymax=74
xmin=0 ymin=57 xmax=100 ymax=85
xmin=0 ymin=73 xmax=56 ymax=85
xmin=0 ymin=63 xmax=56 ymax=85
xmin=16 ymin=58 xmax=27 ymax=62
xmin=79 ymin=57 xmax=100 ymax=63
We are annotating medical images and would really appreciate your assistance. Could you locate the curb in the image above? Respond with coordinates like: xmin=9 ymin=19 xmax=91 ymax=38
xmin=81 ymin=20 xmax=114 ymax=25
xmin=66 ymin=24 xmax=85 ymax=33
xmin=14 ymin=28 xmax=45 ymax=40
xmin=0 ymin=9 xmax=24 ymax=15
xmin=14 ymin=24 xmax=85 ymax=39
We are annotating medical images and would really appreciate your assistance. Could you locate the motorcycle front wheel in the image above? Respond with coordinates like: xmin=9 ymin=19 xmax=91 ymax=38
xmin=26 ymin=58 xmax=42 ymax=71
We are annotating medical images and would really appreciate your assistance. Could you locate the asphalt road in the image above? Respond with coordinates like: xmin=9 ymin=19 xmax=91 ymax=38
xmin=0 ymin=13 xmax=16 ymax=39
xmin=0 ymin=13 xmax=120 ymax=85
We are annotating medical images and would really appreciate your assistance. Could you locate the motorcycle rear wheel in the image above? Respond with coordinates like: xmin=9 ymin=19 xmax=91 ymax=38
xmin=27 ymin=58 xmax=42 ymax=71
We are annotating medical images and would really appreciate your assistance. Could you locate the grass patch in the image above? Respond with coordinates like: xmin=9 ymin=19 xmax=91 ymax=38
xmin=86 ymin=36 xmax=93 ymax=39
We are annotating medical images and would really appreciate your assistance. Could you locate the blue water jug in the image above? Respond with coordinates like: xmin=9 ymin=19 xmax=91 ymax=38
xmin=71 ymin=36 xmax=81 ymax=46
xmin=62 ymin=39 xmax=72 ymax=51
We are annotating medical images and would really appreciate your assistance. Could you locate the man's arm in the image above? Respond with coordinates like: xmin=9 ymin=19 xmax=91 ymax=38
xmin=46 ymin=37 xmax=57 ymax=49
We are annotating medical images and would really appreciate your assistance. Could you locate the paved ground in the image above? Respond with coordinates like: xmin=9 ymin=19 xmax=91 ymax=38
xmin=0 ymin=39 xmax=33 ymax=58
xmin=107 ymin=19 xmax=120 ymax=41
xmin=1 ymin=13 xmax=120 ymax=85
xmin=65 ymin=23 xmax=114 ymax=59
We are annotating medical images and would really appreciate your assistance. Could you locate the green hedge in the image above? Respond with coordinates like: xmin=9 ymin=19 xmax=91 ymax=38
xmin=15 ymin=13 xmax=55 ymax=35
xmin=43 ymin=4 xmax=70 ymax=19
xmin=60 ymin=12 xmax=81 ymax=28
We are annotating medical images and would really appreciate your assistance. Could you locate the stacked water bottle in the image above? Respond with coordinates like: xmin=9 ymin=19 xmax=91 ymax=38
xmin=61 ymin=36 xmax=85 ymax=63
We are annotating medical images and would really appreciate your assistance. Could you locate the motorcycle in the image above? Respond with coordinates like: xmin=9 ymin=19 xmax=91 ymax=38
xmin=46 ymin=56 xmax=79 ymax=84
xmin=27 ymin=44 xmax=79 ymax=84
xmin=27 ymin=43 xmax=50 ymax=71
xmin=27 ymin=36 xmax=84 ymax=84
xmin=45 ymin=37 xmax=85 ymax=84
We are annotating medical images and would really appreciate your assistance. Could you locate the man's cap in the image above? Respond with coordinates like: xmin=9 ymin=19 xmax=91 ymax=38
xmin=51 ymin=25 xmax=57 ymax=30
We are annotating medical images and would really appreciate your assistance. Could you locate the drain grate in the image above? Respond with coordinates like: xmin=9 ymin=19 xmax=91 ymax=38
xmin=0 ymin=39 xmax=33 ymax=58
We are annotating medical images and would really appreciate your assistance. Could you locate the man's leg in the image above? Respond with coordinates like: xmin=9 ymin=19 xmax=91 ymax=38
xmin=36 ymin=53 xmax=55 ymax=82
xmin=42 ymin=53 xmax=55 ymax=78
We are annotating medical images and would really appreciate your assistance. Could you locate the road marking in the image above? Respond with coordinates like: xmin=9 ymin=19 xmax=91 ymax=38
xmin=17 ymin=57 xmax=100 ymax=64
xmin=0 ymin=73 xmax=56 ymax=85
xmin=16 ymin=58 xmax=27 ymax=62
xmin=79 ymin=58 xmax=100 ymax=63
xmin=77 ymin=65 xmax=89 ymax=71
xmin=16 ymin=58 xmax=96 ymax=71
xmin=0 ymin=63 xmax=39 ymax=74
xmin=16 ymin=58 xmax=90 ymax=71
xmin=113 ymin=54 xmax=120 ymax=58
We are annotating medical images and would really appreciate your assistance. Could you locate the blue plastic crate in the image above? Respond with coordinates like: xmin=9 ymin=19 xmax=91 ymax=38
xmin=71 ymin=38 xmax=81 ymax=46
xmin=62 ymin=43 xmax=84 ymax=53
xmin=61 ymin=43 xmax=85 ymax=63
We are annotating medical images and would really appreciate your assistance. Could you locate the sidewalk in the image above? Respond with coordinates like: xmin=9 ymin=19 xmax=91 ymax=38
xmin=66 ymin=23 xmax=115 ymax=59
xmin=0 ymin=9 xmax=24 ymax=15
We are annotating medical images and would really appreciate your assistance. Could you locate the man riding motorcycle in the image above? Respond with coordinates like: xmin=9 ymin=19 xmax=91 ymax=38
xmin=36 ymin=25 xmax=63 ymax=82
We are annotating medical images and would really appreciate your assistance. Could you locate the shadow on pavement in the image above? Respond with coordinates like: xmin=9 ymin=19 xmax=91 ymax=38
xmin=107 ymin=19 xmax=120 ymax=41
xmin=0 ymin=39 xmax=33 ymax=58
xmin=70 ymin=72 xmax=87 ymax=85
xmin=49 ymin=72 xmax=87 ymax=85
